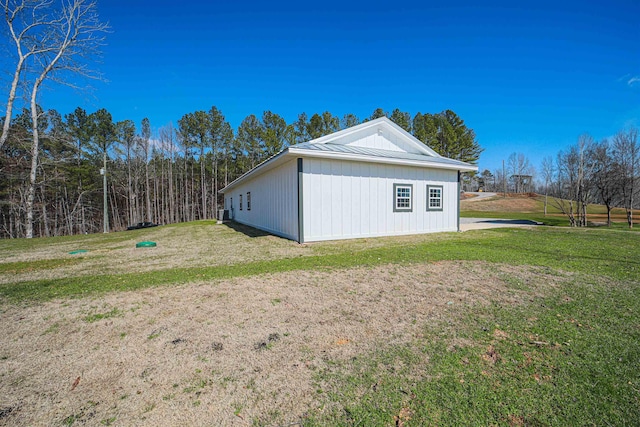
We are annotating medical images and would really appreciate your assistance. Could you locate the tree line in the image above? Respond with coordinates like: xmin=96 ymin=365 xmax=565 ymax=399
xmin=2 ymin=0 xmax=108 ymax=238
xmin=1 ymin=0 xmax=481 ymax=239
xmin=0 ymin=106 xmax=482 ymax=238
xmin=545 ymin=129 xmax=639 ymax=228
xmin=477 ymin=128 xmax=640 ymax=228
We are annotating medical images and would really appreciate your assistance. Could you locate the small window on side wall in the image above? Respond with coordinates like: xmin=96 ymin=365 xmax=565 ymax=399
xmin=239 ymin=194 xmax=243 ymax=211
xmin=393 ymin=183 xmax=413 ymax=212
xmin=427 ymin=185 xmax=443 ymax=211
xmin=247 ymin=192 xmax=251 ymax=211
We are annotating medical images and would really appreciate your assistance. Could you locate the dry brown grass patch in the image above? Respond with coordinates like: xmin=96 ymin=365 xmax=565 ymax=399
xmin=1 ymin=223 xmax=462 ymax=286
xmin=0 ymin=224 xmax=313 ymax=285
xmin=0 ymin=261 xmax=565 ymax=426
xmin=461 ymin=195 xmax=540 ymax=212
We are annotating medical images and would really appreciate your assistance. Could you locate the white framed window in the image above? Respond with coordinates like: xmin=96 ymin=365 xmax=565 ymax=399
xmin=427 ymin=185 xmax=443 ymax=211
xmin=239 ymin=194 xmax=243 ymax=211
xmin=393 ymin=183 xmax=413 ymax=212
xmin=247 ymin=192 xmax=251 ymax=211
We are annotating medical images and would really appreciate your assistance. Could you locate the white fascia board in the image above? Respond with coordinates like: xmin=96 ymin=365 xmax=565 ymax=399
xmin=288 ymin=147 xmax=478 ymax=172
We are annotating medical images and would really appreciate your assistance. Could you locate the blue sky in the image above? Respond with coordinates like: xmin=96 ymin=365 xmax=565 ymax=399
xmin=23 ymin=0 xmax=640 ymax=173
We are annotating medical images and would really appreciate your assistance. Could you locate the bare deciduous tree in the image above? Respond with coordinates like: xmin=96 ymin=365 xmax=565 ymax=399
xmin=612 ymin=128 xmax=639 ymax=228
xmin=589 ymin=140 xmax=617 ymax=226
xmin=540 ymin=156 xmax=554 ymax=216
xmin=2 ymin=0 xmax=48 ymax=148
xmin=553 ymin=134 xmax=595 ymax=227
xmin=507 ymin=152 xmax=534 ymax=193
xmin=2 ymin=0 xmax=108 ymax=237
xmin=115 ymin=119 xmax=136 ymax=225
xmin=140 ymin=118 xmax=152 ymax=222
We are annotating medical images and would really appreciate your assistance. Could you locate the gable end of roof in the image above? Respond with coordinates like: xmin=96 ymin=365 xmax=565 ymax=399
xmin=302 ymin=117 xmax=441 ymax=158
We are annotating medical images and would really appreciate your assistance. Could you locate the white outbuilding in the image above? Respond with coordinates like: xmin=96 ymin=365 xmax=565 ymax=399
xmin=220 ymin=117 xmax=477 ymax=243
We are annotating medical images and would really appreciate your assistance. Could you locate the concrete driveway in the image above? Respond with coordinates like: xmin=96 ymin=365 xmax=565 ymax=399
xmin=460 ymin=217 xmax=543 ymax=231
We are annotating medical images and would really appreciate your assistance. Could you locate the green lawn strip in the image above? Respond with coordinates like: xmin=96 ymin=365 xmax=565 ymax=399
xmin=307 ymin=275 xmax=640 ymax=426
xmin=1 ymin=227 xmax=639 ymax=303
xmin=0 ymin=257 xmax=85 ymax=274
xmin=599 ymin=222 xmax=640 ymax=232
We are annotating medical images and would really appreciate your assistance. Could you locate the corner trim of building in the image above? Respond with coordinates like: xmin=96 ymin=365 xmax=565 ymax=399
xmin=457 ymin=171 xmax=461 ymax=232
xmin=297 ymin=158 xmax=304 ymax=244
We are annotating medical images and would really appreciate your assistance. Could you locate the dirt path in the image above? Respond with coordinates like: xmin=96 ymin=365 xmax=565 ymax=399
xmin=462 ymin=192 xmax=497 ymax=201
xmin=0 ymin=262 xmax=563 ymax=426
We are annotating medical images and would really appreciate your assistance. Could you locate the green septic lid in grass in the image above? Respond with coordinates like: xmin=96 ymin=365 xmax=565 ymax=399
xmin=68 ymin=249 xmax=88 ymax=255
xmin=136 ymin=241 xmax=157 ymax=248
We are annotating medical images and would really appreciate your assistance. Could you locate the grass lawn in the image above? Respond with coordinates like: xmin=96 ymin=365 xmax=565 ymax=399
xmin=0 ymin=220 xmax=639 ymax=426
xmin=308 ymin=260 xmax=640 ymax=426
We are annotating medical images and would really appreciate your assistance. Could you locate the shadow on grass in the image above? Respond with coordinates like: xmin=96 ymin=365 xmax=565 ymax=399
xmin=223 ymin=221 xmax=273 ymax=238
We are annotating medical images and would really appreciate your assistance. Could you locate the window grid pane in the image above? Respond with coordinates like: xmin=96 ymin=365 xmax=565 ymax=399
xmin=396 ymin=186 xmax=412 ymax=209
xmin=427 ymin=186 xmax=443 ymax=210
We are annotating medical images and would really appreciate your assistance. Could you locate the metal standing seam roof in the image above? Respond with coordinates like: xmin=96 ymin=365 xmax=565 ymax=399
xmin=221 ymin=142 xmax=476 ymax=193
xmin=290 ymin=142 xmax=474 ymax=168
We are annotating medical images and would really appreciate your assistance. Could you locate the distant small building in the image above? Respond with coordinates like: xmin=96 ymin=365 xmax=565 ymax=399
xmin=220 ymin=117 xmax=477 ymax=243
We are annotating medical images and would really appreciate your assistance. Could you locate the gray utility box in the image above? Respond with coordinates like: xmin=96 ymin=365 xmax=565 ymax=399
xmin=217 ymin=209 xmax=230 ymax=221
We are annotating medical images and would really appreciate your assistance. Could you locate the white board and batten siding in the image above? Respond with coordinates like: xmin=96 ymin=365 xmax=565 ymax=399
xmin=302 ymin=158 xmax=458 ymax=242
xmin=220 ymin=117 xmax=477 ymax=243
xmin=224 ymin=158 xmax=299 ymax=241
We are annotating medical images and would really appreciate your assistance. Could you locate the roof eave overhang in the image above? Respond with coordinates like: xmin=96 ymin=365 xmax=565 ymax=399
xmin=288 ymin=147 xmax=478 ymax=172
xmin=221 ymin=147 xmax=478 ymax=194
